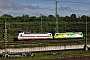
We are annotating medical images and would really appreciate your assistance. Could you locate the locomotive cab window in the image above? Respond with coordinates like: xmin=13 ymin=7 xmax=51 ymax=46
xmin=49 ymin=34 xmax=51 ymax=36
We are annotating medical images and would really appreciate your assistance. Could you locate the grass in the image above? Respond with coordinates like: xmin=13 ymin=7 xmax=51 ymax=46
xmin=0 ymin=50 xmax=90 ymax=60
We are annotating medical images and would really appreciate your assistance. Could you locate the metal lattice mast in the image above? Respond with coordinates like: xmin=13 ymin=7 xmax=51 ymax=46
xmin=40 ymin=14 xmax=43 ymax=33
xmin=4 ymin=21 xmax=8 ymax=58
xmin=45 ymin=0 xmax=59 ymax=32
xmin=84 ymin=16 xmax=88 ymax=50
xmin=56 ymin=1 xmax=58 ymax=32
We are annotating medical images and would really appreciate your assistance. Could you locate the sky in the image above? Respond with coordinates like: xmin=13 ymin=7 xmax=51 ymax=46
xmin=0 ymin=0 xmax=90 ymax=17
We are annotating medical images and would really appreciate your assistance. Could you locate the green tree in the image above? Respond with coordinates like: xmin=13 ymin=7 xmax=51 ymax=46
xmin=70 ymin=14 xmax=77 ymax=22
xmin=21 ymin=14 xmax=30 ymax=22
xmin=1 ymin=14 xmax=13 ymax=22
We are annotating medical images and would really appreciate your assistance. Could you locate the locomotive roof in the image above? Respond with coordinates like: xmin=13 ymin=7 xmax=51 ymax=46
xmin=55 ymin=32 xmax=83 ymax=34
xmin=21 ymin=32 xmax=51 ymax=34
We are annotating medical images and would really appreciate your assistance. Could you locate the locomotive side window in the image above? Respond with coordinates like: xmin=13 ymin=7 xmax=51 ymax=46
xmin=20 ymin=34 xmax=22 ymax=36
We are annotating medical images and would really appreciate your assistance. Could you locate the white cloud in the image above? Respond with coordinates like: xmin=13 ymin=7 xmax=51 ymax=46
xmin=31 ymin=12 xmax=49 ymax=16
xmin=79 ymin=7 xmax=90 ymax=12
xmin=9 ymin=12 xmax=23 ymax=16
xmin=0 ymin=0 xmax=17 ymax=9
xmin=59 ymin=6 xmax=71 ymax=10
xmin=27 ymin=5 xmax=40 ymax=9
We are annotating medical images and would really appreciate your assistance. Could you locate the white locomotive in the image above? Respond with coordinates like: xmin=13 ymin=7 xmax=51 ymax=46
xmin=16 ymin=32 xmax=53 ymax=40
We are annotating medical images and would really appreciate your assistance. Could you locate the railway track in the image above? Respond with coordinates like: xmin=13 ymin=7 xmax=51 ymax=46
xmin=0 ymin=39 xmax=85 ymax=48
xmin=0 ymin=38 xmax=87 ymax=48
xmin=0 ymin=45 xmax=90 ymax=53
xmin=0 ymin=45 xmax=89 ymax=57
